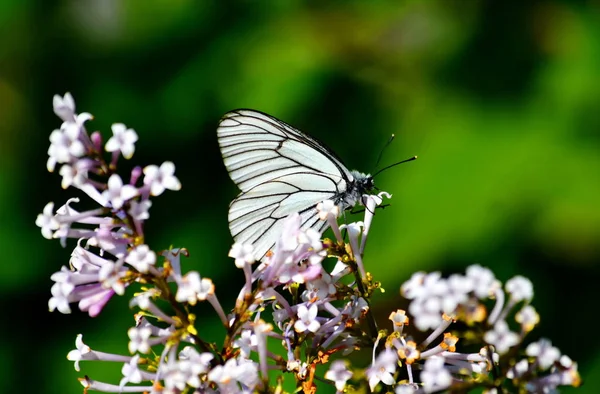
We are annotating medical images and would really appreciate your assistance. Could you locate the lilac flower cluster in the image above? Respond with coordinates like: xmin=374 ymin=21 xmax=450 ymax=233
xmin=38 ymin=94 xmax=580 ymax=393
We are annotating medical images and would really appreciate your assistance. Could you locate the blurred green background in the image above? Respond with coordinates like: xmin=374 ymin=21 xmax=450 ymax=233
xmin=1 ymin=1 xmax=598 ymax=393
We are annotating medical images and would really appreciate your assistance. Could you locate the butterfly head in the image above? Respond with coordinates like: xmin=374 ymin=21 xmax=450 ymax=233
xmin=352 ymin=171 xmax=374 ymax=193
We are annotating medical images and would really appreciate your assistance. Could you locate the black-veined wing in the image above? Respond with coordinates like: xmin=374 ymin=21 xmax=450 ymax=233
xmin=217 ymin=109 xmax=357 ymax=260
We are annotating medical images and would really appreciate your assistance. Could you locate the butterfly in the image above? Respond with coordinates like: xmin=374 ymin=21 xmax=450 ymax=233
xmin=217 ymin=109 xmax=376 ymax=261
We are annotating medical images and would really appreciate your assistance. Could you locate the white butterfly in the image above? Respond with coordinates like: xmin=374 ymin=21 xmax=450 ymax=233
xmin=217 ymin=109 xmax=375 ymax=261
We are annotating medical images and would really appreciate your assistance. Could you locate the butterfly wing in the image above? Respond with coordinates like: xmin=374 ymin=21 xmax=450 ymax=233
xmin=218 ymin=109 xmax=354 ymax=260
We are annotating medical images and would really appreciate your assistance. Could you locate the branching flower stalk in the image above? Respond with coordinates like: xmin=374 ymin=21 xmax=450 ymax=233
xmin=38 ymin=93 xmax=581 ymax=393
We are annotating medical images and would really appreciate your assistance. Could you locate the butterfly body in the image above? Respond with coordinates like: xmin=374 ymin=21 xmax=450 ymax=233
xmin=218 ymin=109 xmax=374 ymax=260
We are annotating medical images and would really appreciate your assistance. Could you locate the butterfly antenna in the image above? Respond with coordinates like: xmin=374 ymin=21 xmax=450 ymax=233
xmin=375 ymin=134 xmax=396 ymax=169
xmin=372 ymin=156 xmax=417 ymax=178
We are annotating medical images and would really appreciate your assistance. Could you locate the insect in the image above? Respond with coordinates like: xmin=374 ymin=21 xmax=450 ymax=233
xmin=217 ymin=109 xmax=411 ymax=261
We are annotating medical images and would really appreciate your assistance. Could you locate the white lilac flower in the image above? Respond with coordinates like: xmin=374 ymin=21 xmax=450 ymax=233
xmin=229 ymin=243 xmax=255 ymax=268
xmin=128 ymin=199 xmax=151 ymax=221
xmin=36 ymin=202 xmax=60 ymax=239
xmin=197 ymin=277 xmax=215 ymax=301
xmin=444 ymin=273 xmax=473 ymax=311
xmin=105 ymin=123 xmax=138 ymax=159
xmin=67 ymin=334 xmax=93 ymax=371
xmin=389 ymin=309 xmax=409 ymax=333
xmin=408 ymin=295 xmax=445 ymax=331
xmin=261 ymin=214 xmax=325 ymax=286
xmin=53 ymin=92 xmax=76 ymax=122
xmin=397 ymin=340 xmax=420 ymax=364
xmin=400 ymin=271 xmax=429 ymax=300
xmin=119 ymin=355 xmax=143 ymax=388
xmin=208 ymin=358 xmax=258 ymax=392
xmin=302 ymin=272 xmax=336 ymax=301
xmin=48 ymin=280 xmax=74 ymax=314
xmin=316 ymin=199 xmax=339 ymax=221
xmin=175 ymin=271 xmax=203 ymax=305
xmin=515 ymin=305 xmax=539 ymax=332
xmin=143 ymin=161 xmax=181 ymax=196
xmin=324 ymin=360 xmax=353 ymax=391
xmin=294 ymin=304 xmax=321 ymax=333
xmin=233 ymin=330 xmax=258 ymax=358
xmin=128 ymin=326 xmax=152 ymax=354
xmin=58 ymin=159 xmax=92 ymax=189
xmin=48 ymin=247 xmax=121 ymax=316
xmin=366 ymin=349 xmax=398 ymax=391
xmin=420 ymin=357 xmax=452 ymax=393
xmin=234 ymin=358 xmax=260 ymax=390
xmin=98 ymin=260 xmax=127 ymax=295
xmin=176 ymin=357 xmax=210 ymax=388
xmin=47 ymin=126 xmax=84 ymax=164
xmin=316 ymin=199 xmax=342 ymax=242
xmin=162 ymin=359 xmax=193 ymax=392
xmin=179 ymin=346 xmax=214 ymax=375
xmin=102 ymin=174 xmax=138 ymax=210
xmin=483 ymin=320 xmax=520 ymax=354
xmin=526 ymin=339 xmax=560 ymax=370
xmin=466 ymin=265 xmax=498 ymax=298
xmin=125 ymin=244 xmax=156 ymax=273
xmin=505 ymin=275 xmax=534 ymax=303
xmin=506 ymin=358 xmax=530 ymax=379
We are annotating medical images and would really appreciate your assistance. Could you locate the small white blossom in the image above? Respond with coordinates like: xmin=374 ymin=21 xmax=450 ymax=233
xmin=128 ymin=326 xmax=152 ymax=354
xmin=484 ymin=320 xmax=520 ymax=354
xmin=515 ymin=305 xmax=539 ymax=332
xmin=316 ymin=199 xmax=339 ymax=220
xmin=48 ymin=281 xmax=74 ymax=314
xmin=105 ymin=123 xmax=138 ymax=159
xmin=294 ymin=304 xmax=321 ymax=333
xmin=229 ymin=243 xmax=255 ymax=268
xmin=197 ymin=277 xmax=215 ymax=300
xmin=120 ymin=355 xmax=143 ymax=388
xmin=208 ymin=358 xmax=259 ymax=392
xmin=421 ymin=357 xmax=452 ymax=393
xmin=505 ymin=275 xmax=534 ymax=303
xmin=526 ymin=339 xmax=560 ymax=370
xmin=325 ymin=360 xmax=353 ymax=391
xmin=102 ymin=174 xmax=138 ymax=210
xmin=47 ymin=125 xmax=85 ymax=169
xmin=125 ymin=244 xmax=156 ymax=273
xmin=303 ymin=272 xmax=336 ymax=301
xmin=59 ymin=160 xmax=89 ymax=189
xmin=53 ymin=92 xmax=76 ymax=122
xmin=36 ymin=202 xmax=59 ymax=239
xmin=98 ymin=261 xmax=126 ymax=295
xmin=366 ymin=349 xmax=397 ymax=391
xmin=128 ymin=199 xmax=151 ymax=221
xmin=143 ymin=161 xmax=181 ymax=196
xmin=179 ymin=346 xmax=214 ymax=374
xmin=507 ymin=358 xmax=530 ymax=379
xmin=67 ymin=334 xmax=93 ymax=372
xmin=233 ymin=330 xmax=258 ymax=358
xmin=175 ymin=271 xmax=203 ymax=305
xmin=466 ymin=265 xmax=498 ymax=298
